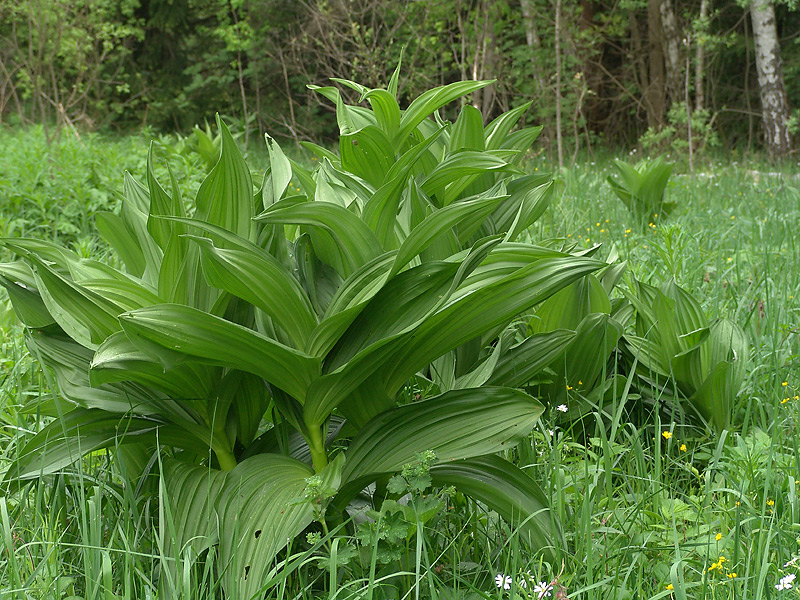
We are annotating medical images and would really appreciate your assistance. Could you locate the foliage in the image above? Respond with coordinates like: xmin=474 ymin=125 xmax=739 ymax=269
xmin=1 ymin=130 xmax=799 ymax=598
xmin=606 ymin=156 xmax=675 ymax=229
xmin=0 ymin=75 xmax=603 ymax=597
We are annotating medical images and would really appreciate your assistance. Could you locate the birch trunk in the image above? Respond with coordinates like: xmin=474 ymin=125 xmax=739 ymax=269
xmin=660 ymin=0 xmax=682 ymax=106
xmin=646 ymin=0 xmax=665 ymax=130
xmin=694 ymin=0 xmax=709 ymax=112
xmin=750 ymin=0 xmax=792 ymax=157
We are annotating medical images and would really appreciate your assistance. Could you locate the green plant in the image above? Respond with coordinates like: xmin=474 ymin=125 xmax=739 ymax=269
xmin=0 ymin=73 xmax=603 ymax=598
xmin=606 ymin=156 xmax=675 ymax=229
xmin=623 ymin=278 xmax=748 ymax=434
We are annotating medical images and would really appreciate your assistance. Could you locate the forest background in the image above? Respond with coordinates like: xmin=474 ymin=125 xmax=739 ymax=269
xmin=0 ymin=0 xmax=797 ymax=161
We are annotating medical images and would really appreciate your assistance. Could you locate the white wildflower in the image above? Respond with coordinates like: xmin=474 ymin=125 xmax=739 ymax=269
xmin=495 ymin=574 xmax=512 ymax=590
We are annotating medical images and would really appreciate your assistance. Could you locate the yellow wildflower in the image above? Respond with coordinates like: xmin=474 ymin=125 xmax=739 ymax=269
xmin=727 ymin=573 xmax=737 ymax=579
xmin=767 ymin=499 xmax=775 ymax=506
xmin=716 ymin=533 xmax=722 ymax=541
xmin=680 ymin=444 xmax=687 ymax=452
xmin=666 ymin=583 xmax=674 ymax=591
xmin=662 ymin=431 xmax=673 ymax=440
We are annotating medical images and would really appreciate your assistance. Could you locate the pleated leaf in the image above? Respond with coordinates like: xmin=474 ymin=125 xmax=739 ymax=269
xmin=341 ymin=387 xmax=544 ymax=487
xmin=119 ymin=304 xmax=320 ymax=401
xmin=216 ymin=454 xmax=316 ymax=600
xmin=430 ymin=454 xmax=562 ymax=560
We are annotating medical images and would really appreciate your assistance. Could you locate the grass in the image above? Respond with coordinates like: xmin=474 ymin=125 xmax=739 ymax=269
xmin=1 ymin=126 xmax=799 ymax=599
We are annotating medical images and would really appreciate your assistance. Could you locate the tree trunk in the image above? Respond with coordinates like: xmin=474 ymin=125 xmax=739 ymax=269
xmin=646 ymin=0 xmax=665 ymax=130
xmin=660 ymin=0 xmax=682 ymax=106
xmin=555 ymin=0 xmax=564 ymax=168
xmin=519 ymin=0 xmax=548 ymax=100
xmin=750 ymin=0 xmax=792 ymax=157
xmin=694 ymin=0 xmax=709 ymax=112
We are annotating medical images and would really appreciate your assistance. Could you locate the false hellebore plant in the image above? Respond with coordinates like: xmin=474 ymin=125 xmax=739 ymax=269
xmin=0 ymin=73 xmax=603 ymax=598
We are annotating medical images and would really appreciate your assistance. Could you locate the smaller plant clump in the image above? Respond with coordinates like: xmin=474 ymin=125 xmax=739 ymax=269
xmin=606 ymin=156 xmax=675 ymax=229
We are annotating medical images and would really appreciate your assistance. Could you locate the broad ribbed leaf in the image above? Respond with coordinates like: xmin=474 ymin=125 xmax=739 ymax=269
xmin=256 ymin=200 xmax=383 ymax=277
xmin=363 ymin=89 xmax=401 ymax=138
xmin=0 ymin=264 xmax=54 ymax=327
xmin=265 ymin=134 xmax=292 ymax=204
xmin=484 ymin=101 xmax=532 ymax=150
xmin=119 ymin=304 xmax=320 ymax=401
xmin=420 ymin=151 xmax=511 ymax=199
xmin=146 ymin=145 xmax=185 ymax=251
xmin=340 ymin=387 xmax=544 ymax=489
xmin=4 ymin=409 xmax=159 ymax=481
xmin=396 ymin=80 xmax=494 ymax=144
xmin=32 ymin=260 xmax=122 ymax=349
xmin=390 ymin=194 xmax=507 ymax=276
xmin=341 ymin=126 xmax=395 ymax=188
xmin=450 ymin=104 xmax=485 ymax=151
xmin=90 ymin=331 xmax=214 ymax=399
xmin=195 ymin=116 xmax=254 ymax=241
xmin=488 ymin=329 xmax=575 ymax=388
xmin=162 ymin=459 xmax=228 ymax=554
xmin=383 ymin=255 xmax=602 ymax=395
xmin=95 ymin=211 xmax=146 ymax=277
xmin=121 ymin=173 xmax=162 ymax=285
xmin=557 ymin=313 xmax=624 ymax=395
xmin=189 ymin=236 xmax=317 ymax=349
xmin=430 ymin=455 xmax=562 ymax=560
xmin=530 ymin=274 xmax=611 ymax=333
xmin=216 ymin=454 xmax=316 ymax=600
xmin=27 ymin=329 xmax=158 ymax=414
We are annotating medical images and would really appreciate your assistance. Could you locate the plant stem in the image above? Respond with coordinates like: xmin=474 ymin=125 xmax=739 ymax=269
xmin=307 ymin=425 xmax=328 ymax=473
xmin=215 ymin=446 xmax=238 ymax=471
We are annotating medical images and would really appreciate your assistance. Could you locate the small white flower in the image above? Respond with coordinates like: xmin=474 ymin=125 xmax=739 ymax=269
xmin=518 ymin=577 xmax=527 ymax=589
xmin=495 ymin=574 xmax=512 ymax=590
xmin=533 ymin=581 xmax=552 ymax=598
xmin=557 ymin=404 xmax=568 ymax=413
xmin=777 ymin=573 xmax=797 ymax=590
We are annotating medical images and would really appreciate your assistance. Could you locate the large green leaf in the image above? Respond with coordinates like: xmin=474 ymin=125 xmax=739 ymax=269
xmin=194 ymin=116 xmax=254 ymax=242
xmin=340 ymin=387 xmax=544 ymax=490
xmin=0 ymin=263 xmax=54 ymax=327
xmin=26 ymin=329 xmax=160 ymax=415
xmin=162 ymin=458 xmax=229 ymax=555
xmin=488 ymin=329 xmax=575 ymax=388
xmin=90 ymin=331 xmax=214 ymax=400
xmin=396 ymin=80 xmax=494 ymax=144
xmin=382 ymin=254 xmax=603 ymax=396
xmin=430 ymin=454 xmax=562 ymax=560
xmin=118 ymin=304 xmax=320 ymax=401
xmin=146 ymin=145 xmax=185 ymax=251
xmin=3 ymin=409 xmax=159 ymax=481
xmin=256 ymin=200 xmax=383 ymax=278
xmin=120 ymin=172 xmax=163 ymax=285
xmin=340 ymin=126 xmax=395 ymax=188
xmin=95 ymin=211 xmax=146 ymax=277
xmin=31 ymin=260 xmax=123 ymax=349
xmin=450 ymin=104 xmax=485 ymax=152
xmin=419 ymin=150 xmax=511 ymax=201
xmin=189 ymin=236 xmax=317 ymax=349
xmin=484 ymin=101 xmax=532 ymax=150
xmin=216 ymin=454 xmax=317 ymax=600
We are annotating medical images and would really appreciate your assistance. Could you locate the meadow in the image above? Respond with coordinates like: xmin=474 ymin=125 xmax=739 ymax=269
xmin=0 ymin=109 xmax=799 ymax=600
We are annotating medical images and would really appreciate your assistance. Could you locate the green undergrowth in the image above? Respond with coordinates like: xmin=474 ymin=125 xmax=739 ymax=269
xmin=1 ymin=125 xmax=799 ymax=600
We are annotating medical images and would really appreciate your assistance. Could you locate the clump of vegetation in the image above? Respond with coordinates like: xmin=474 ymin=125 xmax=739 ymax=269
xmin=606 ymin=156 xmax=675 ymax=229
xmin=0 ymin=71 xmax=798 ymax=599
